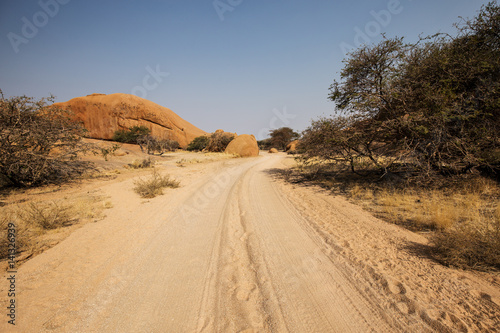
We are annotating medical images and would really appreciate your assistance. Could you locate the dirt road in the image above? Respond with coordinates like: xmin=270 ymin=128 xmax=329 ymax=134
xmin=2 ymin=154 xmax=499 ymax=332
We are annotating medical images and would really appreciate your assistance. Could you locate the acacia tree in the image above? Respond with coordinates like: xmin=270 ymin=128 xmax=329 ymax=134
xmin=303 ymin=1 xmax=500 ymax=178
xmin=324 ymin=37 xmax=410 ymax=175
xmin=0 ymin=92 xmax=92 ymax=187
xmin=397 ymin=2 xmax=500 ymax=175
xmin=269 ymin=127 xmax=299 ymax=151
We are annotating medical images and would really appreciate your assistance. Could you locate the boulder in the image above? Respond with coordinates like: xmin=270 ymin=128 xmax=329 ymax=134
xmin=286 ymin=140 xmax=300 ymax=152
xmin=52 ymin=93 xmax=207 ymax=148
xmin=268 ymin=148 xmax=278 ymax=154
xmin=224 ymin=134 xmax=259 ymax=157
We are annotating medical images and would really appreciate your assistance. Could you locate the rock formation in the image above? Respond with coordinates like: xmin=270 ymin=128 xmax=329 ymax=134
xmin=224 ymin=134 xmax=259 ymax=157
xmin=286 ymin=140 xmax=300 ymax=152
xmin=53 ymin=93 xmax=207 ymax=148
xmin=269 ymin=148 xmax=278 ymax=154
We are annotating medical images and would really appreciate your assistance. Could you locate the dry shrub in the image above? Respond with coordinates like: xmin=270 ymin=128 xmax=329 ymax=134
xmin=0 ymin=210 xmax=30 ymax=260
xmin=133 ymin=171 xmax=180 ymax=198
xmin=350 ymin=181 xmax=500 ymax=269
xmin=19 ymin=201 xmax=73 ymax=230
xmin=432 ymin=217 xmax=500 ymax=270
xmin=0 ymin=195 xmax=112 ymax=261
xmin=128 ymin=158 xmax=154 ymax=169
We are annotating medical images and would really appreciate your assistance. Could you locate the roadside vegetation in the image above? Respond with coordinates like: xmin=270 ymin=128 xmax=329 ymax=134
xmin=0 ymin=195 xmax=112 ymax=262
xmin=133 ymin=170 xmax=180 ymax=198
xmin=0 ymin=91 xmax=93 ymax=188
xmin=258 ymin=127 xmax=300 ymax=151
xmin=295 ymin=2 xmax=500 ymax=270
xmin=113 ymin=126 xmax=180 ymax=155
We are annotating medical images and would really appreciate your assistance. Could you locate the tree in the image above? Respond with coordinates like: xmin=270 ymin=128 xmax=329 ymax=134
xmin=269 ymin=127 xmax=299 ymax=151
xmin=0 ymin=92 xmax=92 ymax=187
xmin=304 ymin=2 xmax=500 ymax=178
xmin=205 ymin=131 xmax=235 ymax=152
xmin=187 ymin=136 xmax=210 ymax=151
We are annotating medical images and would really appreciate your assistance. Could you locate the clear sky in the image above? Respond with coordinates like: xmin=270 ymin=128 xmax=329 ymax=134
xmin=0 ymin=0 xmax=492 ymax=139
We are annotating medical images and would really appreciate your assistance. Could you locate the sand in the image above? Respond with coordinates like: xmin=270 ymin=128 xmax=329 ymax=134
xmin=0 ymin=152 xmax=498 ymax=332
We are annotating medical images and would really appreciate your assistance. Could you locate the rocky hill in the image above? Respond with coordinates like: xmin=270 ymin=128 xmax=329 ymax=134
xmin=53 ymin=93 xmax=207 ymax=148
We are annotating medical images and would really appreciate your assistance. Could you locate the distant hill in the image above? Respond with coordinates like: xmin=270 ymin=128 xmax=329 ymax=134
xmin=53 ymin=93 xmax=207 ymax=148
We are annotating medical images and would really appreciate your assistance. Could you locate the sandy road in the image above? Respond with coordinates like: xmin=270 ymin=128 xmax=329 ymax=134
xmin=2 ymin=154 xmax=498 ymax=332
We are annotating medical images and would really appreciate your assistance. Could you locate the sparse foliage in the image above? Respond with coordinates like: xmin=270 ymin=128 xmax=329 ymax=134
xmin=20 ymin=201 xmax=73 ymax=230
xmin=97 ymin=143 xmax=121 ymax=161
xmin=0 ymin=92 xmax=93 ymax=187
xmin=133 ymin=170 xmax=180 ymax=198
xmin=137 ymin=135 xmax=179 ymax=155
xmin=128 ymin=157 xmax=154 ymax=169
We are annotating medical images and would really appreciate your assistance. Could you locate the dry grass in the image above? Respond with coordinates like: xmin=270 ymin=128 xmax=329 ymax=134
xmin=290 ymin=156 xmax=500 ymax=270
xmin=0 ymin=195 xmax=112 ymax=261
xmin=351 ymin=182 xmax=500 ymax=270
xmin=127 ymin=157 xmax=154 ymax=169
xmin=133 ymin=171 xmax=180 ymax=198
xmin=176 ymin=152 xmax=237 ymax=167
xmin=19 ymin=201 xmax=74 ymax=230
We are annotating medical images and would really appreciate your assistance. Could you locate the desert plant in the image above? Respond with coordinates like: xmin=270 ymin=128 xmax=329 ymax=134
xmin=205 ymin=131 xmax=235 ymax=152
xmin=19 ymin=201 xmax=73 ymax=230
xmin=303 ymin=2 xmax=500 ymax=181
xmin=0 ymin=92 xmax=93 ymax=187
xmin=133 ymin=170 xmax=180 ymax=198
xmin=432 ymin=219 xmax=500 ymax=270
xmin=137 ymin=136 xmax=179 ymax=155
xmin=112 ymin=125 xmax=151 ymax=143
xmin=128 ymin=157 xmax=154 ymax=169
xmin=0 ymin=210 xmax=28 ymax=260
xmin=187 ymin=136 xmax=210 ymax=151
xmin=96 ymin=143 xmax=121 ymax=161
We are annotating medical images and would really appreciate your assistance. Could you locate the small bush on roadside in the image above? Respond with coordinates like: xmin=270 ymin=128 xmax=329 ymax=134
xmin=19 ymin=201 xmax=73 ymax=230
xmin=133 ymin=171 xmax=180 ymax=198
xmin=128 ymin=157 xmax=154 ymax=169
xmin=0 ymin=211 xmax=29 ymax=260
xmin=96 ymin=143 xmax=121 ymax=161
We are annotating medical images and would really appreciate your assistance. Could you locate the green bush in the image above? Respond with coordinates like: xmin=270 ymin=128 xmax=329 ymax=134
xmin=112 ymin=126 xmax=151 ymax=143
xmin=187 ymin=136 xmax=210 ymax=151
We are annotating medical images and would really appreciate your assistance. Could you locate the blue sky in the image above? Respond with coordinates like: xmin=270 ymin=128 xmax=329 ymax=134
xmin=0 ymin=0 xmax=492 ymax=139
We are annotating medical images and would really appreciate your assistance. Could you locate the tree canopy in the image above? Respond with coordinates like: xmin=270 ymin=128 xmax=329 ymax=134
xmin=302 ymin=1 xmax=500 ymax=179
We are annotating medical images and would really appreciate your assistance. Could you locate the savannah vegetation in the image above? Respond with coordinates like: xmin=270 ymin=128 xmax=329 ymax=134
xmin=0 ymin=195 xmax=112 ymax=261
xmin=187 ymin=131 xmax=235 ymax=152
xmin=258 ymin=127 xmax=300 ymax=151
xmin=133 ymin=170 xmax=180 ymax=198
xmin=0 ymin=91 xmax=93 ymax=188
xmin=113 ymin=125 xmax=180 ymax=155
xmin=296 ymin=2 xmax=500 ymax=270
